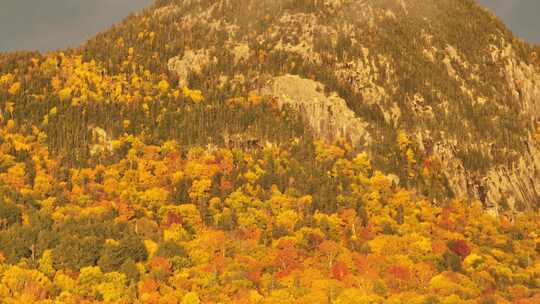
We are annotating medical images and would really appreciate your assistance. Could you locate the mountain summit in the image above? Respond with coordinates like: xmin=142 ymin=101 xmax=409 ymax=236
xmin=1 ymin=0 xmax=540 ymax=302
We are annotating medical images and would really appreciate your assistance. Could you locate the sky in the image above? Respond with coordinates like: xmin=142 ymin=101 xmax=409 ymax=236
xmin=0 ymin=0 xmax=538 ymax=53
xmin=0 ymin=0 xmax=153 ymax=52
xmin=478 ymin=0 xmax=540 ymax=44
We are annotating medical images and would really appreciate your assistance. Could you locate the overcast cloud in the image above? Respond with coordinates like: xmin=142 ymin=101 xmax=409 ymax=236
xmin=0 ymin=0 xmax=152 ymax=52
xmin=478 ymin=0 xmax=540 ymax=43
xmin=0 ymin=0 xmax=538 ymax=53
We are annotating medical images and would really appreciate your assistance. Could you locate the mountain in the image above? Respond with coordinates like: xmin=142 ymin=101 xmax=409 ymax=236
xmin=67 ymin=0 xmax=540 ymax=212
xmin=0 ymin=0 xmax=540 ymax=302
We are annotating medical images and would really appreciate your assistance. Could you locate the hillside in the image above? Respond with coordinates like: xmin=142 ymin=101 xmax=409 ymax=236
xmin=0 ymin=0 xmax=540 ymax=302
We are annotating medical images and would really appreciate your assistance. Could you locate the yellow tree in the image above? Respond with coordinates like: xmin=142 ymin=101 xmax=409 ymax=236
xmin=8 ymin=82 xmax=21 ymax=95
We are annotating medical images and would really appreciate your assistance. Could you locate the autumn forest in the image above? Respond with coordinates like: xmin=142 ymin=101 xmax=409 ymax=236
xmin=1 ymin=0 xmax=540 ymax=303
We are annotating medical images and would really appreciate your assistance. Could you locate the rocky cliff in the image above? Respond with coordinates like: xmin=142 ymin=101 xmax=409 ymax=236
xmin=262 ymin=74 xmax=371 ymax=148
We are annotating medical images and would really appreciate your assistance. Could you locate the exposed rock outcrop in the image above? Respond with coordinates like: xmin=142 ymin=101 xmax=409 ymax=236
xmin=167 ymin=50 xmax=213 ymax=87
xmin=262 ymin=75 xmax=371 ymax=148
xmin=89 ymin=127 xmax=113 ymax=156
xmin=431 ymin=141 xmax=469 ymax=198
xmin=334 ymin=49 xmax=394 ymax=106
xmin=230 ymin=43 xmax=251 ymax=64
xmin=483 ymin=137 xmax=540 ymax=213
xmin=272 ymin=13 xmax=337 ymax=64
xmin=492 ymin=42 xmax=540 ymax=120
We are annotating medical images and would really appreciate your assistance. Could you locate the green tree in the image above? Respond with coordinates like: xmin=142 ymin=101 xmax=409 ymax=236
xmin=119 ymin=258 xmax=140 ymax=283
xmin=98 ymin=234 xmax=147 ymax=272
xmin=156 ymin=240 xmax=187 ymax=258
xmin=0 ymin=200 xmax=21 ymax=227
xmin=53 ymin=236 xmax=102 ymax=271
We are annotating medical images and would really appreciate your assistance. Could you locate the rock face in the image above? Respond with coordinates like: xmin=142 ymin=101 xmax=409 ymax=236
xmin=477 ymin=42 xmax=540 ymax=213
xmin=493 ymin=42 xmax=540 ymax=121
xmin=484 ymin=139 xmax=540 ymax=214
xmin=431 ymin=141 xmax=468 ymax=198
xmin=272 ymin=13 xmax=336 ymax=64
xmin=89 ymin=127 xmax=113 ymax=156
xmin=167 ymin=50 xmax=213 ymax=87
xmin=427 ymin=41 xmax=540 ymax=213
xmin=262 ymin=75 xmax=371 ymax=148
xmin=231 ymin=43 xmax=251 ymax=64
xmin=474 ymin=43 xmax=540 ymax=213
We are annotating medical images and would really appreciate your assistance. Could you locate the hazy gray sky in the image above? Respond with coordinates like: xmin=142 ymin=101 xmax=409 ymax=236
xmin=478 ymin=0 xmax=540 ymax=43
xmin=0 ymin=0 xmax=538 ymax=53
xmin=0 ymin=0 xmax=152 ymax=52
